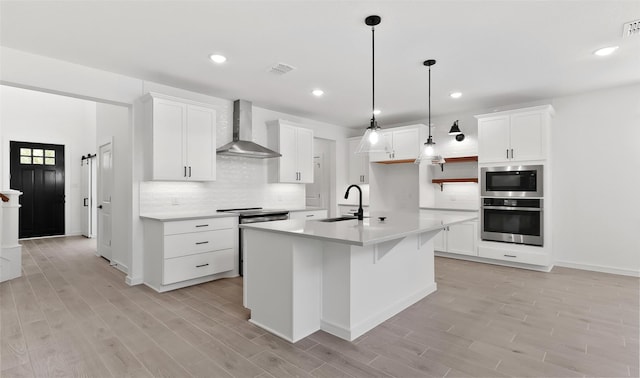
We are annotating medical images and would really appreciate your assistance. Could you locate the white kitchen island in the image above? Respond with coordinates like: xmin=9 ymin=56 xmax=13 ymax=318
xmin=241 ymin=211 xmax=476 ymax=342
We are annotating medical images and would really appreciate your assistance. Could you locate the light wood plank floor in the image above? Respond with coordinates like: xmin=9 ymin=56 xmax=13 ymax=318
xmin=1 ymin=236 xmax=638 ymax=377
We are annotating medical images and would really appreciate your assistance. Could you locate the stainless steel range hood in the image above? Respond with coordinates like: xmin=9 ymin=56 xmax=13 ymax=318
xmin=216 ymin=100 xmax=282 ymax=158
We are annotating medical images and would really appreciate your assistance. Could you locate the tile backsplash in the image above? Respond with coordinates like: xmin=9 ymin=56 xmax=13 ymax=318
xmin=140 ymin=155 xmax=305 ymax=214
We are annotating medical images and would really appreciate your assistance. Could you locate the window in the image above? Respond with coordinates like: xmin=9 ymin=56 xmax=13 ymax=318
xmin=19 ymin=148 xmax=56 ymax=165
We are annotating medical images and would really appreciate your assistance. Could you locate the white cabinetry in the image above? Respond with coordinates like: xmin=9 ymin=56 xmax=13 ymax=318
xmin=289 ymin=209 xmax=328 ymax=220
xmin=142 ymin=93 xmax=217 ymax=181
xmin=348 ymin=137 xmax=369 ymax=184
xmin=434 ymin=220 xmax=478 ymax=256
xmin=370 ymin=125 xmax=422 ymax=162
xmin=267 ymin=120 xmax=314 ymax=183
xmin=143 ymin=216 xmax=238 ymax=292
xmin=476 ymin=105 xmax=553 ymax=163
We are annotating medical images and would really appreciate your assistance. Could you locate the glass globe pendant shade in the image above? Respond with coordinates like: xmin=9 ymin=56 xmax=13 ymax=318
xmin=356 ymin=120 xmax=391 ymax=153
xmin=415 ymin=136 xmax=438 ymax=164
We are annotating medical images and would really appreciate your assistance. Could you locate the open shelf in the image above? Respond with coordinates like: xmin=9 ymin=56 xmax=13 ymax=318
xmin=374 ymin=159 xmax=415 ymax=165
xmin=443 ymin=156 xmax=478 ymax=163
xmin=431 ymin=178 xmax=478 ymax=191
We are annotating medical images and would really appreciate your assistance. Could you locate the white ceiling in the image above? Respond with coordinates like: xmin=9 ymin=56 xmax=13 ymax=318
xmin=1 ymin=1 xmax=638 ymax=128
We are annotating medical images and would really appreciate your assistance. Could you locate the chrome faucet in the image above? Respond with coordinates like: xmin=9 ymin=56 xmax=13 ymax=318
xmin=344 ymin=185 xmax=364 ymax=220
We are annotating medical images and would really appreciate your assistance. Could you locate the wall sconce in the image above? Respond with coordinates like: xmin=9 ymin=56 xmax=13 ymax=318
xmin=448 ymin=120 xmax=465 ymax=142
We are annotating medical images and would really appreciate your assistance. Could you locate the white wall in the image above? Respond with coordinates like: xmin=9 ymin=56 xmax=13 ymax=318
xmin=550 ymin=84 xmax=640 ymax=275
xmin=0 ymin=85 xmax=97 ymax=236
xmin=96 ymin=103 xmax=131 ymax=273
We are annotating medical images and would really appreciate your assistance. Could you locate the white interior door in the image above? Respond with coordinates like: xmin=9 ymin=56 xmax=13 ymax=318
xmin=81 ymin=158 xmax=90 ymax=237
xmin=97 ymin=142 xmax=113 ymax=260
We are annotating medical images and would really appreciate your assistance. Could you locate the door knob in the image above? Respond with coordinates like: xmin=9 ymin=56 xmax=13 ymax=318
xmin=98 ymin=205 xmax=103 ymax=209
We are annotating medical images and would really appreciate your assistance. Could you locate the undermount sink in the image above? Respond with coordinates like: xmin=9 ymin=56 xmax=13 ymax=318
xmin=317 ymin=216 xmax=358 ymax=222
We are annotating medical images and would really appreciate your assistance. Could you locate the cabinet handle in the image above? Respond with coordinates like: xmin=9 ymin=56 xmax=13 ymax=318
xmin=189 ymin=166 xmax=192 ymax=177
xmin=195 ymin=224 xmax=209 ymax=228
xmin=506 ymin=149 xmax=509 ymax=159
xmin=195 ymin=263 xmax=209 ymax=268
xmin=511 ymin=149 xmax=514 ymax=159
xmin=504 ymin=254 xmax=517 ymax=258
xmin=306 ymin=214 xmax=314 ymax=217
xmin=184 ymin=166 xmax=187 ymax=177
xmin=195 ymin=241 xmax=209 ymax=245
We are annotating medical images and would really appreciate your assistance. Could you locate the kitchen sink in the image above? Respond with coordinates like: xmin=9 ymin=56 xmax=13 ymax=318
xmin=317 ymin=216 xmax=358 ymax=222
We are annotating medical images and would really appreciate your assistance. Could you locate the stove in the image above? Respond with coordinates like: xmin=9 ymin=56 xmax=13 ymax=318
xmin=217 ymin=207 xmax=290 ymax=275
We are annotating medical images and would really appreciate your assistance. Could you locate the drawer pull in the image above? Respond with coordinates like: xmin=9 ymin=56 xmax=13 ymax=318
xmin=306 ymin=214 xmax=314 ymax=217
xmin=195 ymin=224 xmax=209 ymax=228
xmin=195 ymin=241 xmax=209 ymax=245
xmin=504 ymin=254 xmax=517 ymax=258
xmin=195 ymin=263 xmax=209 ymax=268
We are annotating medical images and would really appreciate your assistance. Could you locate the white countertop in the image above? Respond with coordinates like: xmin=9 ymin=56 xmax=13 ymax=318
xmin=240 ymin=211 xmax=477 ymax=246
xmin=139 ymin=212 xmax=238 ymax=221
xmin=420 ymin=207 xmax=479 ymax=212
xmin=288 ymin=207 xmax=327 ymax=212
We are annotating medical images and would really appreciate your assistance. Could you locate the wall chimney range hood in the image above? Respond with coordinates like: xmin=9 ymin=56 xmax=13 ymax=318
xmin=216 ymin=100 xmax=282 ymax=158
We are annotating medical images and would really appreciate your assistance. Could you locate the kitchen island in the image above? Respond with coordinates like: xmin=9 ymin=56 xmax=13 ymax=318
xmin=241 ymin=211 xmax=476 ymax=342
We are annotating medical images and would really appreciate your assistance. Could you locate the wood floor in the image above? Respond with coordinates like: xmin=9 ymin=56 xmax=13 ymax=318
xmin=1 ymin=236 xmax=638 ymax=378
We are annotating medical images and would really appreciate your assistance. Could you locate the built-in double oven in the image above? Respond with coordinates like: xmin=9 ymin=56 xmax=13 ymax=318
xmin=480 ymin=165 xmax=544 ymax=246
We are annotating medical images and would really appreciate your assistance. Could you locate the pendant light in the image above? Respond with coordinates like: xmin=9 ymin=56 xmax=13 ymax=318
xmin=415 ymin=59 xmax=440 ymax=164
xmin=356 ymin=15 xmax=391 ymax=154
xmin=448 ymin=120 xmax=465 ymax=141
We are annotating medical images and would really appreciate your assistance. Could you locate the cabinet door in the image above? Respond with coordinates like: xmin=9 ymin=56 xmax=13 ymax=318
xmin=278 ymin=124 xmax=299 ymax=182
xmin=510 ymin=112 xmax=545 ymax=161
xmin=447 ymin=221 xmax=477 ymax=256
xmin=296 ymin=127 xmax=314 ymax=183
xmin=369 ymin=131 xmax=392 ymax=162
xmin=153 ymin=99 xmax=186 ymax=180
xmin=478 ymin=116 xmax=510 ymax=163
xmin=185 ymin=105 xmax=216 ymax=181
xmin=348 ymin=138 xmax=369 ymax=184
xmin=391 ymin=128 xmax=420 ymax=160
xmin=433 ymin=228 xmax=446 ymax=252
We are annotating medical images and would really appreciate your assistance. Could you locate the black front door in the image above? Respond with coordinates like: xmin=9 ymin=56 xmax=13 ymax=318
xmin=10 ymin=141 xmax=65 ymax=238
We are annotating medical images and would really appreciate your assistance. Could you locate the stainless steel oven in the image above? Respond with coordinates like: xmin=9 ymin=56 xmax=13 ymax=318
xmin=481 ymin=165 xmax=543 ymax=197
xmin=481 ymin=198 xmax=543 ymax=246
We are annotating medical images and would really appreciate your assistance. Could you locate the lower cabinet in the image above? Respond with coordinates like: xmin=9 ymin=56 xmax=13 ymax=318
xmin=434 ymin=220 xmax=478 ymax=256
xmin=143 ymin=216 xmax=238 ymax=292
xmin=478 ymin=245 xmax=550 ymax=266
xmin=289 ymin=209 xmax=328 ymax=220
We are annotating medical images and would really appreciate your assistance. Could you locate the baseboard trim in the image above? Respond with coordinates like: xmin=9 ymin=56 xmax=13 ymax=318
xmin=126 ymin=275 xmax=144 ymax=286
xmin=554 ymin=260 xmax=640 ymax=277
xmin=435 ymin=252 xmax=553 ymax=272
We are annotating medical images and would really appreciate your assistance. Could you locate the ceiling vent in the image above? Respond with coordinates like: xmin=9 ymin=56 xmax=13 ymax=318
xmin=623 ymin=19 xmax=640 ymax=37
xmin=269 ymin=62 xmax=296 ymax=75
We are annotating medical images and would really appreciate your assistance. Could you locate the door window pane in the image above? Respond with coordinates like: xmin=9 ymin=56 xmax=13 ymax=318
xmin=45 ymin=158 xmax=55 ymax=165
xmin=32 ymin=149 xmax=44 ymax=157
xmin=20 ymin=156 xmax=32 ymax=164
xmin=20 ymin=148 xmax=32 ymax=156
xmin=45 ymin=150 xmax=56 ymax=157
xmin=33 ymin=157 xmax=44 ymax=165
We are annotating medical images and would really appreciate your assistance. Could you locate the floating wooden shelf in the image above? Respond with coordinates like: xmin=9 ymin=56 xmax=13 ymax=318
xmin=443 ymin=156 xmax=478 ymax=163
xmin=432 ymin=178 xmax=478 ymax=191
xmin=374 ymin=159 xmax=415 ymax=165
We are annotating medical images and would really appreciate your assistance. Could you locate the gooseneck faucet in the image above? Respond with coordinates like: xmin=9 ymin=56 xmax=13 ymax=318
xmin=344 ymin=185 xmax=364 ymax=220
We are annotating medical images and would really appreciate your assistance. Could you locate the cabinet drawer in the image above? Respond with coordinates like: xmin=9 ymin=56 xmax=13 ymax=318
xmin=164 ymin=217 xmax=235 ymax=235
xmin=164 ymin=229 xmax=235 ymax=259
xmin=163 ymin=249 xmax=234 ymax=285
xmin=478 ymin=246 xmax=549 ymax=266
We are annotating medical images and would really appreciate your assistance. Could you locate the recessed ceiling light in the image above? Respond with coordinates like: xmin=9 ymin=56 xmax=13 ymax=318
xmin=209 ymin=54 xmax=227 ymax=63
xmin=594 ymin=46 xmax=619 ymax=57
xmin=450 ymin=92 xmax=462 ymax=99
xmin=312 ymin=89 xmax=324 ymax=97
xmin=373 ymin=109 xmax=381 ymax=115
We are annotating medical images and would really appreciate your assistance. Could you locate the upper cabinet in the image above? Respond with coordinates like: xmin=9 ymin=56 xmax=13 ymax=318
xmin=267 ymin=120 xmax=314 ymax=183
xmin=370 ymin=125 xmax=423 ymax=163
xmin=476 ymin=105 xmax=554 ymax=163
xmin=142 ymin=93 xmax=217 ymax=181
xmin=348 ymin=137 xmax=369 ymax=184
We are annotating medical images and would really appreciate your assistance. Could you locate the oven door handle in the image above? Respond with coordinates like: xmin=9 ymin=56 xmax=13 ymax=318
xmin=482 ymin=206 xmax=542 ymax=211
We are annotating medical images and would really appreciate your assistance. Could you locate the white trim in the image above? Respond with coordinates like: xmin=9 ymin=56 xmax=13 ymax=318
xmin=435 ymin=252 xmax=553 ymax=272
xmin=320 ymin=283 xmax=438 ymax=341
xmin=126 ymin=275 xmax=144 ymax=286
xmin=554 ymin=260 xmax=640 ymax=278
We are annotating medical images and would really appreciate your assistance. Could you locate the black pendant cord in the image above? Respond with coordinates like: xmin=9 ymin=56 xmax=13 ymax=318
xmin=428 ymin=64 xmax=431 ymax=139
xmin=371 ymin=25 xmax=376 ymax=124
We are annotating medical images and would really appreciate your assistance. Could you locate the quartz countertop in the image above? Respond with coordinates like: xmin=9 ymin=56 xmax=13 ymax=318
xmin=420 ymin=207 xmax=479 ymax=212
xmin=288 ymin=207 xmax=327 ymax=212
xmin=139 ymin=211 xmax=238 ymax=221
xmin=240 ymin=211 xmax=477 ymax=246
